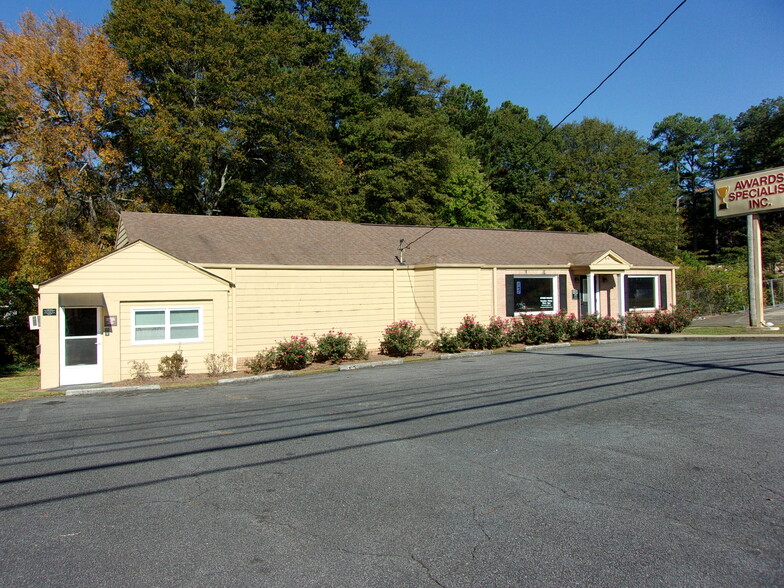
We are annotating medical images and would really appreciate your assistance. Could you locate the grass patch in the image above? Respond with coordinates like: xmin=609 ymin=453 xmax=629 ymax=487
xmin=682 ymin=325 xmax=784 ymax=335
xmin=0 ymin=370 xmax=59 ymax=404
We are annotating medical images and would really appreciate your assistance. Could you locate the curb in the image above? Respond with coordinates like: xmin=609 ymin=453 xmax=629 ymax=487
xmin=65 ymin=384 xmax=160 ymax=396
xmin=440 ymin=350 xmax=492 ymax=360
xmin=218 ymin=372 xmax=295 ymax=385
xmin=339 ymin=359 xmax=403 ymax=371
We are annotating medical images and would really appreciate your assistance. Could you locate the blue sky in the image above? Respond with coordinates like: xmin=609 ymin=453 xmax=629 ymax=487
xmin=2 ymin=0 xmax=782 ymax=138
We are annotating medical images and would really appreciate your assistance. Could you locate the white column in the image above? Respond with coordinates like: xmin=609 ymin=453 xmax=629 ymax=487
xmin=587 ymin=272 xmax=595 ymax=314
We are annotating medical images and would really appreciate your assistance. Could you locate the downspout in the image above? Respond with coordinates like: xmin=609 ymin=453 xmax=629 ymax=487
xmin=231 ymin=267 xmax=237 ymax=371
xmin=392 ymin=267 xmax=397 ymax=322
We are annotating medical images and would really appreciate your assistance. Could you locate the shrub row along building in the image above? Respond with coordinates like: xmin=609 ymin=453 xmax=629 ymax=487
xmin=36 ymin=212 xmax=676 ymax=388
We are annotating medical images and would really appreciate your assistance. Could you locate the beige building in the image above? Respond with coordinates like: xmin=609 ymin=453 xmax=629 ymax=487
xmin=36 ymin=212 xmax=676 ymax=388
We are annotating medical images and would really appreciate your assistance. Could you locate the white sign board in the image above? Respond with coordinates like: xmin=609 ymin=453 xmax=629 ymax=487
xmin=714 ymin=166 xmax=784 ymax=218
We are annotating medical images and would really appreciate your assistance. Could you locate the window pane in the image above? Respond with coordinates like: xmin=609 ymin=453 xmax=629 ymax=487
xmin=514 ymin=277 xmax=554 ymax=312
xmin=135 ymin=326 xmax=166 ymax=341
xmin=135 ymin=310 xmax=165 ymax=327
xmin=628 ymin=277 xmax=655 ymax=308
xmin=170 ymin=309 xmax=198 ymax=325
xmin=171 ymin=325 xmax=198 ymax=340
xmin=64 ymin=308 xmax=98 ymax=337
xmin=65 ymin=338 xmax=97 ymax=366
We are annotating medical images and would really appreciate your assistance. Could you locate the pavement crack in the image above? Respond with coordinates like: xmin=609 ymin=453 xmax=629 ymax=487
xmin=410 ymin=553 xmax=447 ymax=587
xmin=469 ymin=505 xmax=493 ymax=561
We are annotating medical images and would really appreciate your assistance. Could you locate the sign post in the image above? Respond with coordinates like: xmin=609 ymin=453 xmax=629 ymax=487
xmin=747 ymin=214 xmax=764 ymax=327
xmin=714 ymin=166 xmax=784 ymax=329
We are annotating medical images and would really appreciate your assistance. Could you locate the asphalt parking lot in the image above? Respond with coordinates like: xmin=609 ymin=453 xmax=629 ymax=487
xmin=1 ymin=340 xmax=782 ymax=587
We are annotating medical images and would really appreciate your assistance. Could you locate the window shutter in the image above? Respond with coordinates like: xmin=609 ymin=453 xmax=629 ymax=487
xmin=559 ymin=274 xmax=567 ymax=312
xmin=659 ymin=275 xmax=668 ymax=309
xmin=506 ymin=275 xmax=515 ymax=316
xmin=623 ymin=275 xmax=630 ymax=312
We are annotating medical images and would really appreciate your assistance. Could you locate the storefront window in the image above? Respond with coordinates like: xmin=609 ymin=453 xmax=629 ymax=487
xmin=626 ymin=276 xmax=657 ymax=310
xmin=511 ymin=276 xmax=556 ymax=314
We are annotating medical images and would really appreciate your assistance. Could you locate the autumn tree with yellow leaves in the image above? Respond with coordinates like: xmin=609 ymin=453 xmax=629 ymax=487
xmin=0 ymin=12 xmax=141 ymax=282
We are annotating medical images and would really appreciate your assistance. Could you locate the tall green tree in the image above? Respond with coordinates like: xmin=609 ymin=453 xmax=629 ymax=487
xmin=335 ymin=35 xmax=465 ymax=225
xmin=439 ymin=83 xmax=490 ymax=154
xmin=106 ymin=0 xmax=354 ymax=219
xmin=734 ymin=96 xmax=784 ymax=173
xmin=550 ymin=119 xmax=682 ymax=259
xmin=480 ymin=101 xmax=558 ymax=229
xmin=650 ymin=112 xmax=736 ymax=255
xmin=235 ymin=0 xmax=368 ymax=47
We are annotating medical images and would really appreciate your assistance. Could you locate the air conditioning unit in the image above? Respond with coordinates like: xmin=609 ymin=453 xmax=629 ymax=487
xmin=28 ymin=315 xmax=41 ymax=330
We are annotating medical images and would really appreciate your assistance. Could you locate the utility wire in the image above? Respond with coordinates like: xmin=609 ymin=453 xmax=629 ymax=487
xmin=398 ymin=0 xmax=689 ymax=257
xmin=516 ymin=0 xmax=689 ymax=163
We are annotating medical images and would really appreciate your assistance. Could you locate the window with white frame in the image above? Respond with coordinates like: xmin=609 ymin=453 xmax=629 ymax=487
xmin=508 ymin=275 xmax=558 ymax=315
xmin=132 ymin=307 xmax=202 ymax=344
xmin=625 ymin=276 xmax=658 ymax=310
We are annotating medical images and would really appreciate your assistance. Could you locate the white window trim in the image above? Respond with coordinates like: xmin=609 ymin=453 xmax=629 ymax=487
xmin=512 ymin=275 xmax=559 ymax=316
xmin=626 ymin=275 xmax=659 ymax=312
xmin=131 ymin=306 xmax=203 ymax=345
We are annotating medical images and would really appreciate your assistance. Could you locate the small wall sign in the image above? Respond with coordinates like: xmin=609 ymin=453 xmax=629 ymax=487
xmin=104 ymin=315 xmax=117 ymax=327
xmin=42 ymin=308 xmax=57 ymax=316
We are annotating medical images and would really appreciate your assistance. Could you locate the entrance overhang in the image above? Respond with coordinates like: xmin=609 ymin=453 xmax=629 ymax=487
xmin=58 ymin=293 xmax=107 ymax=307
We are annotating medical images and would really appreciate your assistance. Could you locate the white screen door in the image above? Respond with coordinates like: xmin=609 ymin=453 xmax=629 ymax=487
xmin=60 ymin=308 xmax=102 ymax=386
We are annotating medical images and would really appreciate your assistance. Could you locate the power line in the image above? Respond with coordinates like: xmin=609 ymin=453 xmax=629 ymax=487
xmin=398 ymin=0 xmax=689 ymax=258
xmin=515 ymin=0 xmax=689 ymax=163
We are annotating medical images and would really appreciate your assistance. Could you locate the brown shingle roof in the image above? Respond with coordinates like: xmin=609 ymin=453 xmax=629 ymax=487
xmin=118 ymin=212 xmax=673 ymax=268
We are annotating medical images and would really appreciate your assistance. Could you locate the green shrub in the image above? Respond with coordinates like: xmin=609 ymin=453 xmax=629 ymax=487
xmin=245 ymin=349 xmax=277 ymax=374
xmin=431 ymin=328 xmax=462 ymax=353
xmin=159 ymin=350 xmax=187 ymax=378
xmin=274 ymin=335 xmax=314 ymax=370
xmin=348 ymin=337 xmax=369 ymax=360
xmin=380 ymin=320 xmax=422 ymax=357
xmin=0 ymin=278 xmax=39 ymax=369
xmin=205 ymin=352 xmax=233 ymax=376
xmin=314 ymin=330 xmax=354 ymax=363
xmin=456 ymin=315 xmax=489 ymax=349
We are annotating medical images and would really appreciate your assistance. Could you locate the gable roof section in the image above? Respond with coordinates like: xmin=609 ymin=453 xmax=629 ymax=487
xmin=117 ymin=212 xmax=673 ymax=269
xmin=39 ymin=240 xmax=233 ymax=290
xmin=569 ymin=250 xmax=631 ymax=272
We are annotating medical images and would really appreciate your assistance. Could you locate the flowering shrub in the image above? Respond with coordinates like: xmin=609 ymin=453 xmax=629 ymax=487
xmin=486 ymin=316 xmax=511 ymax=349
xmin=274 ymin=335 xmax=314 ymax=370
xmin=624 ymin=306 xmax=695 ymax=334
xmin=380 ymin=320 xmax=422 ymax=357
xmin=431 ymin=328 xmax=462 ymax=354
xmin=574 ymin=314 xmax=619 ymax=340
xmin=245 ymin=349 xmax=277 ymax=374
xmin=507 ymin=314 xmax=551 ymax=345
xmin=456 ymin=315 xmax=489 ymax=349
xmin=547 ymin=312 xmax=579 ymax=342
